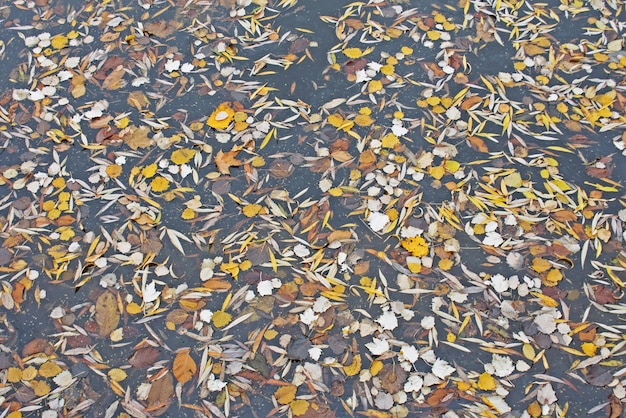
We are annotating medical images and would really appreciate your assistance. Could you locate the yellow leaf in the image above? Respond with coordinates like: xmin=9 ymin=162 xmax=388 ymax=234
xmin=343 ymin=47 xmax=363 ymax=58
xmin=6 ymin=411 xmax=22 ymax=418
xmin=406 ymin=256 xmax=422 ymax=273
xmin=31 ymin=380 xmax=51 ymax=396
xmin=344 ymin=354 xmax=362 ymax=376
xmin=370 ymin=359 xmax=383 ymax=376
xmin=264 ymin=329 xmax=278 ymax=340
xmin=151 ymin=176 xmax=170 ymax=193
xmin=275 ymin=384 xmax=297 ymax=405
xmin=181 ymin=208 xmax=196 ymax=220
xmin=7 ymin=367 xmax=22 ymax=383
xmin=212 ymin=310 xmax=232 ymax=328
xmin=401 ymin=237 xmax=429 ymax=257
xmin=477 ymin=372 xmax=496 ymax=391
xmin=543 ymin=269 xmax=563 ymax=286
xmin=581 ymin=342 xmax=597 ymax=356
xmin=22 ymin=366 xmax=37 ymax=381
xmin=503 ymin=172 xmax=522 ymax=188
xmin=141 ymin=163 xmax=158 ymax=178
xmin=105 ymin=164 xmax=123 ymax=179
xmin=531 ymin=257 xmax=551 ymax=273
xmin=50 ymin=34 xmax=69 ymax=49
xmin=438 ymin=258 xmax=454 ymax=271
xmin=354 ymin=114 xmax=374 ymax=126
xmin=530 ymin=291 xmax=559 ymax=308
xmin=327 ymin=113 xmax=344 ymax=128
xmin=429 ymin=165 xmax=446 ymax=180
xmin=171 ymin=148 xmax=196 ymax=165
xmin=108 ymin=368 xmax=128 ymax=382
xmin=126 ymin=302 xmax=142 ymax=314
xmin=527 ymin=401 xmax=542 ymax=418
xmin=173 ymin=349 xmax=197 ymax=384
xmin=242 ymin=203 xmax=265 ymax=217
xmin=290 ymin=399 xmax=310 ymax=416
xmin=522 ymin=343 xmax=536 ymax=360
xmin=444 ymin=160 xmax=460 ymax=173
xmin=39 ymin=361 xmax=62 ymax=378
xmin=328 ymin=187 xmax=343 ymax=197
xmin=427 ymin=30 xmax=441 ymax=40
xmin=381 ymin=132 xmax=399 ymax=148
xmin=207 ymin=103 xmax=235 ymax=130
xmin=368 ymin=79 xmax=383 ymax=93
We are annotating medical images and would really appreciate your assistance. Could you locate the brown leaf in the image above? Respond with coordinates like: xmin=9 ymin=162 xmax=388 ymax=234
xmin=147 ymin=371 xmax=174 ymax=416
xmin=129 ymin=347 xmax=161 ymax=369
xmin=467 ymin=136 xmax=488 ymax=153
xmin=122 ymin=125 xmax=152 ymax=150
xmin=379 ymin=363 xmax=407 ymax=394
xmin=102 ymin=65 xmax=126 ymax=90
xmin=552 ymin=209 xmax=577 ymax=222
xmin=215 ymin=150 xmax=243 ymax=174
xmin=172 ymin=349 xmax=196 ymax=384
xmin=95 ymin=291 xmax=120 ymax=338
xmin=143 ymin=20 xmax=183 ymax=38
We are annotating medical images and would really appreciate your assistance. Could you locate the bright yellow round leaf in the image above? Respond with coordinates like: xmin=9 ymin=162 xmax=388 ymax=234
xmin=171 ymin=148 xmax=196 ymax=165
xmin=212 ymin=310 xmax=232 ymax=328
xmin=150 ymin=176 xmax=170 ymax=192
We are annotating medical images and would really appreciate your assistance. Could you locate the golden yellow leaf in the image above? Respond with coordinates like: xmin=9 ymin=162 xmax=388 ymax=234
xmin=354 ymin=114 xmax=374 ymax=126
xmin=151 ymin=176 xmax=170 ymax=193
xmin=344 ymin=354 xmax=361 ymax=376
xmin=477 ymin=372 xmax=496 ymax=391
xmin=207 ymin=103 xmax=235 ymax=130
xmin=427 ymin=30 xmax=441 ymax=40
xmin=108 ymin=368 xmax=128 ymax=382
xmin=429 ymin=165 xmax=446 ymax=180
xmin=50 ymin=34 xmax=69 ymax=49
xmin=39 ymin=361 xmax=62 ymax=378
xmin=212 ymin=310 xmax=232 ymax=328
xmin=290 ymin=399 xmax=310 ymax=416
xmin=368 ymin=79 xmax=383 ymax=94
xmin=531 ymin=257 xmax=551 ymax=273
xmin=7 ymin=367 xmax=22 ymax=383
xmin=6 ymin=411 xmax=22 ymax=418
xmin=126 ymin=302 xmax=142 ymax=315
xmin=381 ymin=133 xmax=399 ymax=148
xmin=181 ymin=208 xmax=196 ymax=220
xmin=173 ymin=349 xmax=197 ymax=384
xmin=328 ymin=187 xmax=343 ymax=197
xmin=581 ymin=342 xmax=597 ymax=356
xmin=527 ymin=401 xmax=542 ymax=418
xmin=242 ymin=203 xmax=266 ymax=217
xmin=343 ymin=47 xmax=363 ymax=58
xmin=171 ymin=148 xmax=196 ymax=165
xmin=31 ymin=379 xmax=51 ymax=397
xmin=274 ymin=384 xmax=297 ymax=405
xmin=105 ymin=164 xmax=123 ymax=179
xmin=543 ymin=268 xmax=563 ymax=286
xmin=141 ymin=163 xmax=158 ymax=178
xmin=438 ymin=258 xmax=454 ymax=271
xmin=401 ymin=236 xmax=429 ymax=257
xmin=530 ymin=291 xmax=559 ymax=308
xmin=327 ymin=113 xmax=344 ymax=128
xmin=22 ymin=366 xmax=37 ymax=381
xmin=370 ymin=359 xmax=383 ymax=376
xmin=264 ymin=329 xmax=278 ymax=340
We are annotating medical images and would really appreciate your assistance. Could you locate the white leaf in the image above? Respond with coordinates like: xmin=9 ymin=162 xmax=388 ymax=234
xmin=367 ymin=211 xmax=390 ymax=232
xmin=365 ymin=337 xmax=390 ymax=356
xmin=376 ymin=310 xmax=398 ymax=330
xmin=432 ymin=358 xmax=455 ymax=379
xmin=537 ymin=383 xmax=557 ymax=405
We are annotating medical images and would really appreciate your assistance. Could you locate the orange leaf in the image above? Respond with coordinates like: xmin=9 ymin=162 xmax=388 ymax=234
xmin=215 ymin=150 xmax=243 ymax=175
xmin=173 ymin=349 xmax=197 ymax=384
